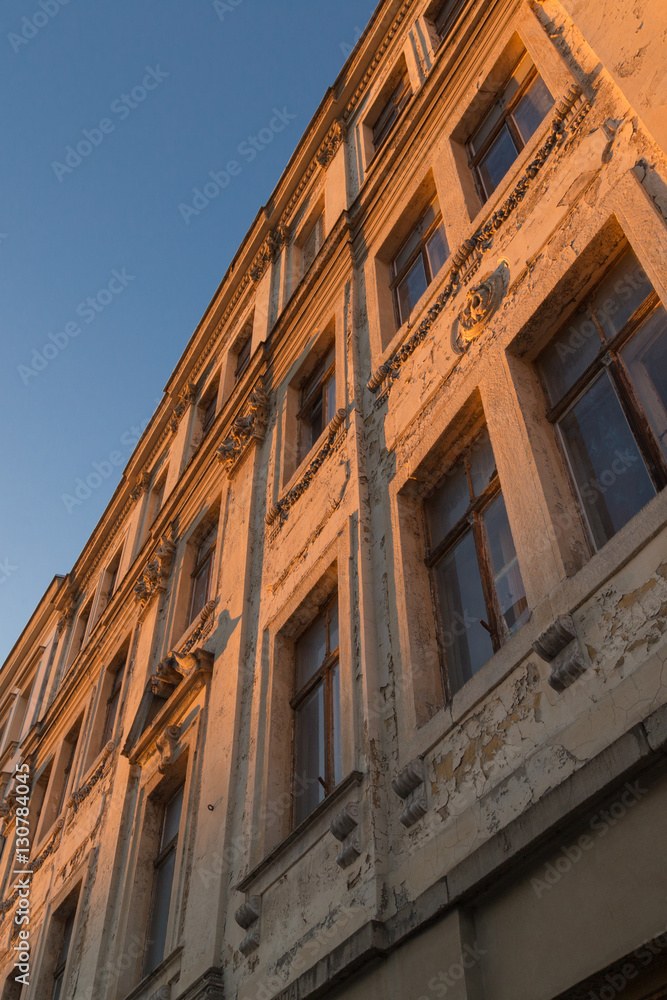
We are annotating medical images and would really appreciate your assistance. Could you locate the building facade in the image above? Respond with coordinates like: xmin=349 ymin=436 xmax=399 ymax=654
xmin=1 ymin=1 xmax=667 ymax=998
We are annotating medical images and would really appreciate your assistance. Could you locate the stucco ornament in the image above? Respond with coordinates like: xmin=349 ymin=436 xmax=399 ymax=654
xmin=452 ymin=258 xmax=510 ymax=353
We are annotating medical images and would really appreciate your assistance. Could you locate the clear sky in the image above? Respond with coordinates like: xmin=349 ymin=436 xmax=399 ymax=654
xmin=0 ymin=0 xmax=378 ymax=663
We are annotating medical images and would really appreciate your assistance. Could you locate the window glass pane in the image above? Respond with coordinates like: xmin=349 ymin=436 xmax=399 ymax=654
xmin=328 ymin=599 xmax=339 ymax=653
xmin=483 ymin=494 xmax=528 ymax=634
xmin=590 ymin=249 xmax=654 ymax=339
xmin=102 ymin=689 xmax=120 ymax=746
xmin=477 ymin=124 xmax=520 ymax=198
xmin=305 ymin=396 xmax=324 ymax=451
xmin=512 ymin=75 xmax=553 ymax=144
xmin=189 ymin=556 xmax=211 ymax=623
xmin=397 ymin=257 xmax=428 ymax=324
xmin=296 ymin=613 xmax=327 ymax=689
xmin=145 ymin=849 xmax=176 ymax=974
xmin=537 ymin=307 xmax=602 ymax=405
xmin=426 ymin=461 xmax=470 ymax=548
xmin=332 ymin=660 xmax=342 ymax=787
xmin=559 ymin=372 xmax=656 ymax=549
xmin=294 ymin=684 xmax=325 ymax=825
xmin=52 ymin=973 xmax=64 ymax=1000
xmin=325 ymin=372 xmax=337 ymax=425
xmin=469 ymin=428 xmax=497 ymax=496
xmin=621 ymin=306 xmax=667 ymax=459
xmin=393 ymin=226 xmax=422 ymax=277
xmin=426 ymin=225 xmax=449 ymax=278
xmin=162 ymin=785 xmax=184 ymax=848
xmin=434 ymin=529 xmax=495 ymax=692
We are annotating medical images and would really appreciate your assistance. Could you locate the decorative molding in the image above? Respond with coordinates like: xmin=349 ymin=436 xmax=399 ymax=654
xmin=66 ymin=740 xmax=116 ymax=818
xmin=216 ymin=386 xmax=269 ymax=476
xmin=532 ymin=613 xmax=588 ymax=692
xmin=249 ymin=227 xmax=289 ymax=283
xmin=150 ymin=647 xmax=215 ymax=699
xmin=451 ymin=259 xmax=510 ymax=354
xmin=367 ymin=85 xmax=590 ymax=401
xmin=235 ymin=894 xmax=261 ymax=956
xmin=130 ymin=471 xmax=152 ymax=503
xmin=343 ymin=1 xmax=414 ymax=120
xmin=175 ymin=967 xmax=225 ymax=1000
xmin=234 ymin=895 xmax=261 ymax=930
xmin=133 ymin=531 xmax=177 ymax=617
xmin=169 ymin=382 xmax=197 ymax=433
xmin=265 ymin=408 xmax=347 ymax=531
xmin=149 ymin=988 xmax=171 ymax=1000
xmin=156 ymin=724 xmax=181 ymax=773
xmin=181 ymin=600 xmax=216 ymax=655
xmin=392 ymin=759 xmax=428 ymax=829
xmin=391 ymin=758 xmax=424 ymax=799
xmin=57 ymin=597 xmax=77 ymax=635
xmin=316 ymin=120 xmax=347 ymax=168
xmin=330 ymin=802 xmax=361 ymax=868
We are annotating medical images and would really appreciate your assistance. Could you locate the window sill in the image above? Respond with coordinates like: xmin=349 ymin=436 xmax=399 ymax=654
xmin=120 ymin=945 xmax=182 ymax=1000
xmin=237 ymin=770 xmax=364 ymax=895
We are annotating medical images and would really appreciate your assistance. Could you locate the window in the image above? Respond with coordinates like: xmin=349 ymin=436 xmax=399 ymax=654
xmin=467 ymin=53 xmax=554 ymax=202
xmin=144 ymin=784 xmax=184 ymax=976
xmin=51 ymin=908 xmax=76 ymax=1000
xmin=391 ymin=202 xmax=449 ymax=325
xmin=54 ymin=722 xmax=80 ymax=818
xmin=425 ymin=427 xmax=528 ymax=694
xmin=105 ymin=551 xmax=121 ymax=602
xmin=372 ymin=71 xmax=411 ymax=151
xmin=431 ymin=0 xmax=465 ymax=42
xmin=69 ymin=600 xmax=92 ymax=665
xmin=297 ymin=346 xmax=336 ymax=465
xmin=537 ymin=247 xmax=667 ymax=551
xmin=200 ymin=391 xmax=217 ymax=437
xmin=292 ymin=596 xmax=341 ymax=827
xmin=234 ymin=334 xmax=251 ymax=383
xmin=188 ymin=529 xmax=216 ymax=626
xmin=301 ymin=212 xmax=324 ymax=277
xmin=101 ymin=651 xmax=127 ymax=749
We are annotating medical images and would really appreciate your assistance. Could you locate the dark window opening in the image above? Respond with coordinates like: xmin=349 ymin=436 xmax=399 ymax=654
xmin=537 ymin=247 xmax=667 ymax=551
xmin=391 ymin=202 xmax=449 ymax=326
xmin=292 ymin=595 xmax=341 ymax=827
xmin=188 ymin=529 xmax=216 ymax=626
xmin=425 ymin=427 xmax=528 ymax=694
xmin=372 ymin=72 xmax=411 ymax=152
xmin=467 ymin=53 xmax=554 ymax=202
xmin=144 ymin=784 xmax=184 ymax=977
xmin=297 ymin=346 xmax=336 ymax=465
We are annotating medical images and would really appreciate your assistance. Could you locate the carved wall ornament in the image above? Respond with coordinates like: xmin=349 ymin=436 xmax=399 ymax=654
xmin=156 ymin=724 xmax=181 ymax=773
xmin=265 ymin=407 xmax=347 ymax=530
xmin=216 ymin=387 xmax=269 ymax=475
xmin=130 ymin=471 xmax=152 ymax=503
xmin=235 ymin=894 xmax=261 ymax=956
xmin=367 ymin=85 xmax=590 ymax=401
xmin=249 ymin=228 xmax=289 ymax=283
xmin=532 ymin=613 xmax=588 ymax=692
xmin=451 ymin=259 xmax=510 ymax=354
xmin=181 ymin=600 xmax=216 ymax=655
xmin=316 ymin=120 xmax=347 ymax=168
xmin=133 ymin=533 xmax=177 ymax=615
xmin=57 ymin=596 xmax=79 ymax=634
xmin=330 ymin=802 xmax=361 ymax=868
xmin=149 ymin=988 xmax=171 ymax=1000
xmin=392 ymin=758 xmax=428 ymax=829
xmin=168 ymin=382 xmax=196 ymax=433
xmin=149 ymin=647 xmax=215 ymax=698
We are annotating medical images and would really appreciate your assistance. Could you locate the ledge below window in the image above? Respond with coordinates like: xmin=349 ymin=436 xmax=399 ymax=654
xmin=237 ymin=770 xmax=364 ymax=894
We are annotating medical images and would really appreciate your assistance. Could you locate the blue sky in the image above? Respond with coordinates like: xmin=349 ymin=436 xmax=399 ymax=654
xmin=0 ymin=0 xmax=378 ymax=662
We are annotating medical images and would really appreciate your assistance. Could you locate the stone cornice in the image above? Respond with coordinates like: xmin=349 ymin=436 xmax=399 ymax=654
xmin=367 ymin=85 xmax=590 ymax=402
xmin=343 ymin=0 xmax=415 ymax=121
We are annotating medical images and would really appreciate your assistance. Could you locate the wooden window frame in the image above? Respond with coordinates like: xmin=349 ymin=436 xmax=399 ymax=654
xmin=539 ymin=261 xmax=667 ymax=551
xmin=142 ymin=784 xmax=184 ymax=978
xmin=432 ymin=0 xmax=466 ymax=43
xmin=424 ymin=432 xmax=525 ymax=698
xmin=296 ymin=350 xmax=336 ymax=466
xmin=390 ymin=205 xmax=447 ymax=327
xmin=372 ymin=73 xmax=411 ymax=152
xmin=466 ymin=56 xmax=551 ymax=203
xmin=234 ymin=335 xmax=251 ymax=383
xmin=188 ymin=533 xmax=215 ymax=626
xmin=290 ymin=595 xmax=340 ymax=827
